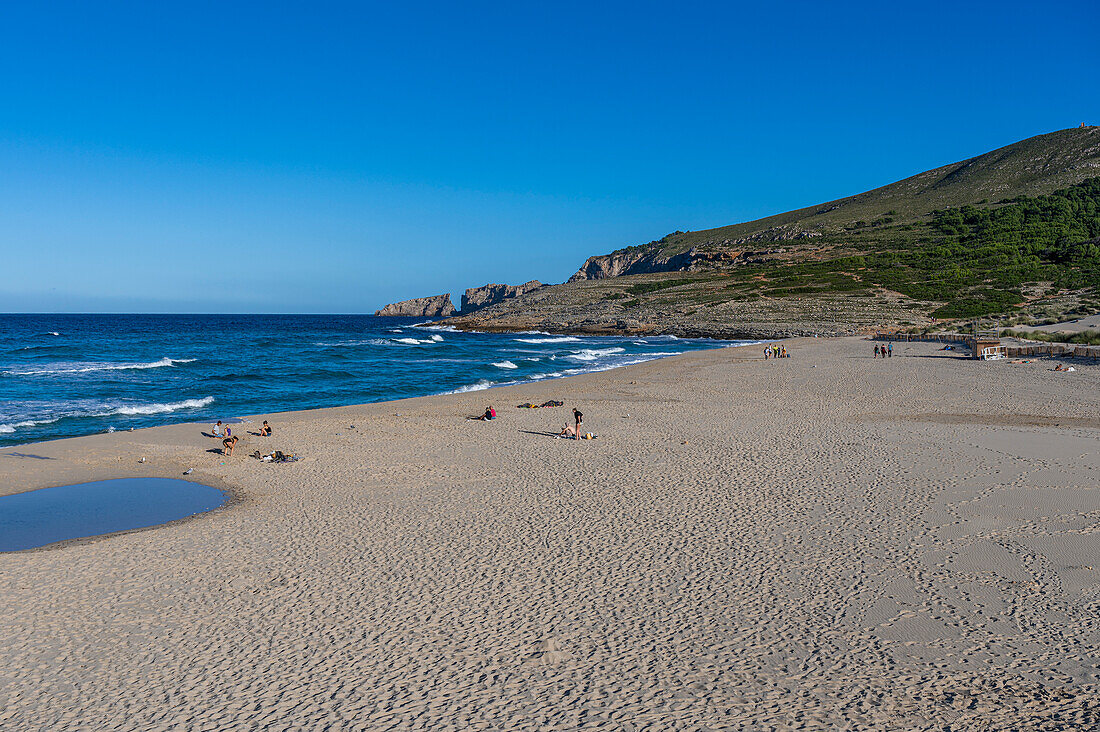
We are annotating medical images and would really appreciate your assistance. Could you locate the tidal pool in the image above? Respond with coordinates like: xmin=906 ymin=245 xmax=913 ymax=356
xmin=0 ymin=478 xmax=227 ymax=551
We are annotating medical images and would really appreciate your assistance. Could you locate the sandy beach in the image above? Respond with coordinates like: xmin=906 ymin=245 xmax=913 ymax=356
xmin=2 ymin=336 xmax=1099 ymax=730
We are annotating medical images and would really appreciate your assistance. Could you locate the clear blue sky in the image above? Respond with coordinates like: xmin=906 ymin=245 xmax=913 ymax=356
xmin=2 ymin=0 xmax=1097 ymax=313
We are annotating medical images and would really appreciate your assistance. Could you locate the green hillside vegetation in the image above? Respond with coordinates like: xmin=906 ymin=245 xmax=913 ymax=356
xmin=626 ymin=126 xmax=1100 ymax=258
xmin=448 ymin=128 xmax=1100 ymax=338
xmin=599 ymin=177 xmax=1100 ymax=321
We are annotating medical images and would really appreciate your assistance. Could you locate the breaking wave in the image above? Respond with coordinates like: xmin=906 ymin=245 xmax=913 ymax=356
xmin=0 ymin=397 xmax=214 ymax=434
xmin=4 ymin=358 xmax=196 ymax=376
xmin=565 ymin=347 xmax=626 ymax=362
xmin=514 ymin=336 xmax=581 ymax=344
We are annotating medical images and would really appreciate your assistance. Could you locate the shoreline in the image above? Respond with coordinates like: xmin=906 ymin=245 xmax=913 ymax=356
xmin=0 ymin=341 xmax=762 ymax=495
xmin=3 ymin=336 xmax=1099 ymax=728
xmin=0 ymin=334 xmax=758 ymax=454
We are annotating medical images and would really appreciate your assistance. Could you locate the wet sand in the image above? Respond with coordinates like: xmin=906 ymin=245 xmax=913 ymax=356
xmin=2 ymin=337 xmax=1099 ymax=729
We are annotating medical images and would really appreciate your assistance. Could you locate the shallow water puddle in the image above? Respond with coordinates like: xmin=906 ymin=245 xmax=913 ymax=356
xmin=0 ymin=478 xmax=226 ymax=551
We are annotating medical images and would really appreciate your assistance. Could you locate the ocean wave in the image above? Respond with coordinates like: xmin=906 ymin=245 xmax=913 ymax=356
xmin=0 ymin=417 xmax=60 ymax=434
xmin=429 ymin=334 xmax=444 ymax=342
xmin=446 ymin=379 xmax=494 ymax=393
xmin=314 ymin=339 xmax=388 ymax=347
xmin=3 ymin=357 xmax=196 ymax=376
xmin=565 ymin=347 xmax=626 ymax=362
xmin=0 ymin=396 xmax=214 ymax=433
xmin=492 ymin=360 xmax=519 ymax=369
xmin=514 ymin=336 xmax=582 ymax=344
xmin=106 ymin=397 xmax=214 ymax=416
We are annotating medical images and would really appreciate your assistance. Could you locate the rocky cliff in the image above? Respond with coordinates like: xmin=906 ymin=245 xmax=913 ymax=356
xmin=375 ymin=294 xmax=456 ymax=317
xmin=568 ymin=227 xmax=822 ymax=281
xmin=461 ymin=280 xmax=543 ymax=312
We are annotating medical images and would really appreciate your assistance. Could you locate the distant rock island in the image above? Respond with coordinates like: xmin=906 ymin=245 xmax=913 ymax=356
xmin=375 ymin=294 xmax=456 ymax=317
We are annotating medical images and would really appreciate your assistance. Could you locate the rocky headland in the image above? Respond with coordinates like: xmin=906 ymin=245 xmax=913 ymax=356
xmin=461 ymin=281 xmax=543 ymax=312
xmin=375 ymin=294 xmax=456 ymax=317
xmin=387 ymin=128 xmax=1100 ymax=339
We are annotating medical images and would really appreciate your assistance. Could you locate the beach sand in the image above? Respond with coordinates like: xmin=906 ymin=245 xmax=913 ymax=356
xmin=2 ymin=336 xmax=1099 ymax=729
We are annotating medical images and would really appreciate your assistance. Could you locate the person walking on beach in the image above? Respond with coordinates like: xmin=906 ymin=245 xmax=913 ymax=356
xmin=874 ymin=344 xmax=880 ymax=358
xmin=764 ymin=347 xmax=769 ymax=360
xmin=888 ymin=342 xmax=893 ymax=358
xmin=573 ymin=408 xmax=583 ymax=439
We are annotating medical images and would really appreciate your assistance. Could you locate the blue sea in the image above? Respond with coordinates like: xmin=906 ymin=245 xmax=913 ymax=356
xmin=0 ymin=314 xmax=742 ymax=447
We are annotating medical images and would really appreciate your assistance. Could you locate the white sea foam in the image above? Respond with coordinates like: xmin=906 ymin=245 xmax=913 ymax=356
xmin=0 ymin=417 xmax=59 ymax=434
xmin=391 ymin=337 xmax=440 ymax=345
xmin=430 ymin=334 xmax=444 ymax=342
xmin=492 ymin=361 xmax=519 ymax=369
xmin=4 ymin=357 xmax=196 ymax=376
xmin=514 ymin=336 xmax=582 ymax=344
xmin=106 ymin=397 xmax=214 ymax=416
xmin=314 ymin=339 xmax=388 ymax=347
xmin=0 ymin=396 xmax=215 ymax=433
xmin=565 ymin=347 xmax=626 ymax=362
xmin=446 ymin=379 xmax=494 ymax=393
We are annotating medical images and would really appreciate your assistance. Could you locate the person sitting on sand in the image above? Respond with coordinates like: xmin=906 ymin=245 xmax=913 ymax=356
xmin=469 ymin=406 xmax=496 ymax=421
xmin=259 ymin=420 xmax=272 ymax=436
xmin=222 ymin=435 xmax=239 ymax=456
xmin=211 ymin=420 xmax=223 ymax=437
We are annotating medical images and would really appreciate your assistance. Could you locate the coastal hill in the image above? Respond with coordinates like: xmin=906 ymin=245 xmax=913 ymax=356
xmin=443 ymin=126 xmax=1100 ymax=338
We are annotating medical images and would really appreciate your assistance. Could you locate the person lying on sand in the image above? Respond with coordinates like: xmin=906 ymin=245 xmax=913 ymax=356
xmin=558 ymin=424 xmax=577 ymax=439
xmin=222 ymin=435 xmax=239 ymax=456
xmin=259 ymin=420 xmax=272 ymax=436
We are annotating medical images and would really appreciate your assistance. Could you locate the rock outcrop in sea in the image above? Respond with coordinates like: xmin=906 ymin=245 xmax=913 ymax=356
xmin=375 ymin=294 xmax=456 ymax=317
xmin=461 ymin=281 xmax=543 ymax=312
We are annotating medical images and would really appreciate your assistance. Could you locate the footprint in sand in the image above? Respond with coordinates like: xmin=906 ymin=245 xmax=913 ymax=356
xmin=522 ymin=638 xmax=571 ymax=667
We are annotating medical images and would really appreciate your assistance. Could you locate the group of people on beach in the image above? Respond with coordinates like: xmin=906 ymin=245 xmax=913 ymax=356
xmin=209 ymin=419 xmax=272 ymax=456
xmin=558 ymin=408 xmax=585 ymax=439
xmin=764 ymin=345 xmax=789 ymax=359
xmin=471 ymin=403 xmax=589 ymax=440
xmin=874 ymin=343 xmax=894 ymax=358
